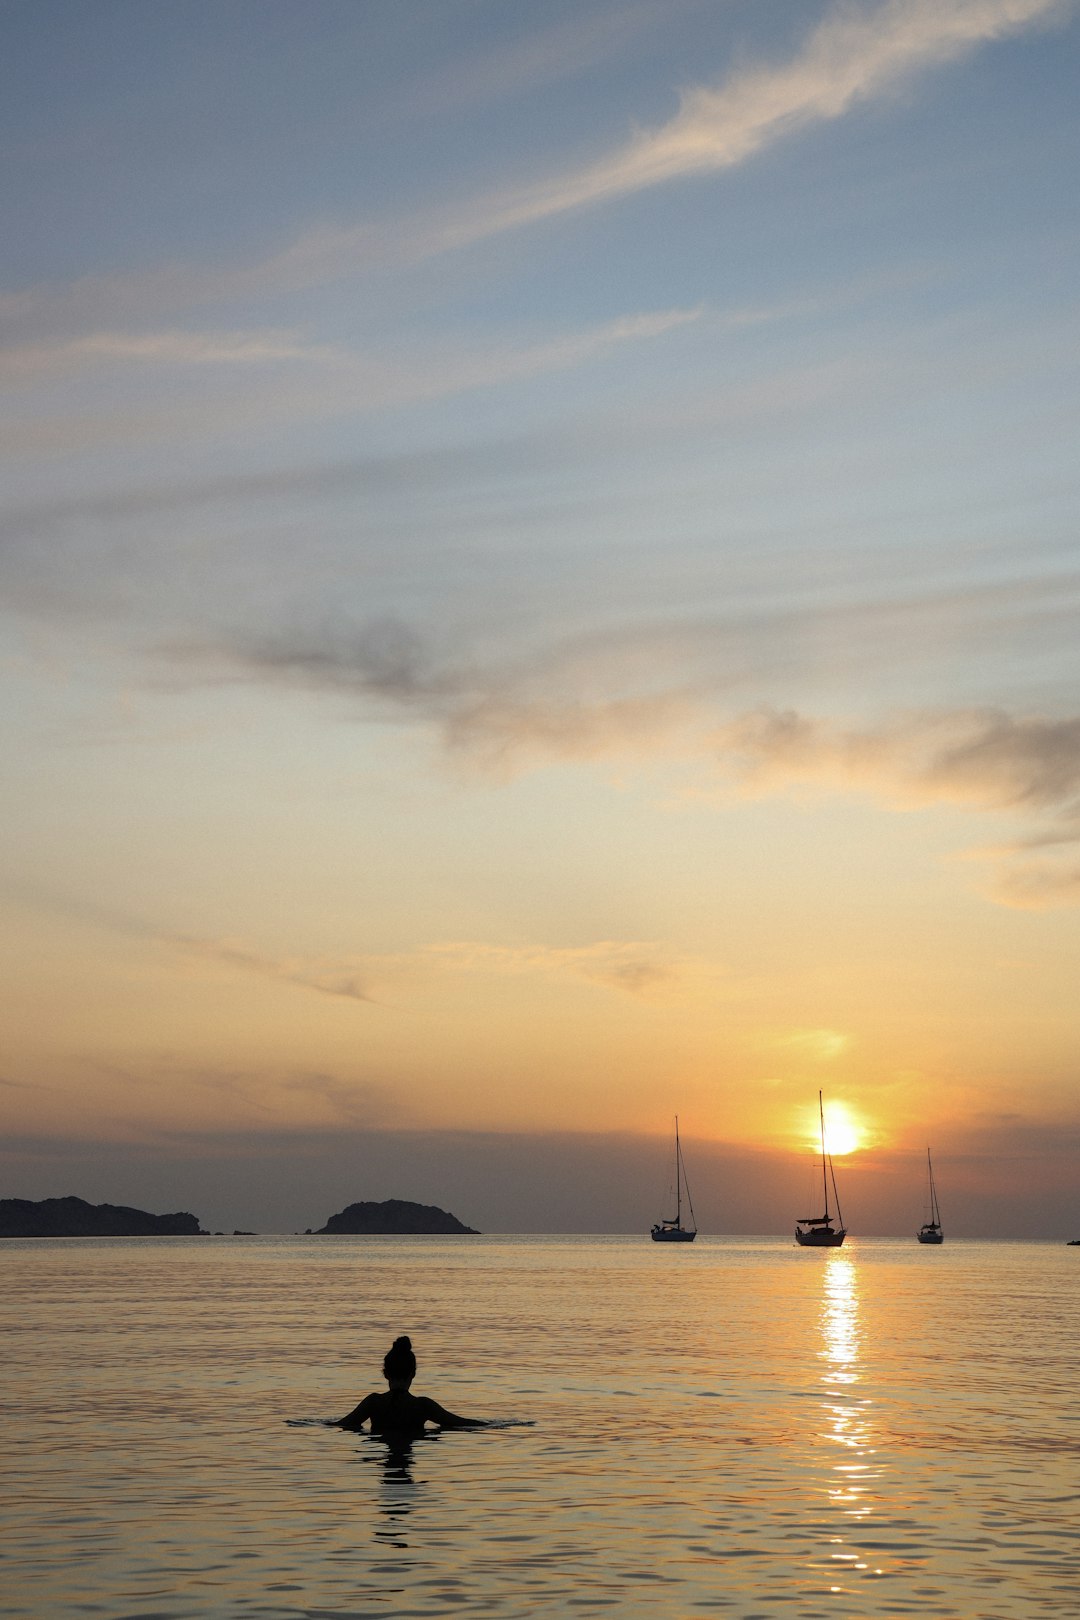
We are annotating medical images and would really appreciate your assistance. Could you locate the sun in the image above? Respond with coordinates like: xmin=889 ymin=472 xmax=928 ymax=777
xmin=812 ymin=1101 xmax=862 ymax=1157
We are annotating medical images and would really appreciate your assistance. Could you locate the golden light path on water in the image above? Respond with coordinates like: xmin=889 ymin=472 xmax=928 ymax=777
xmin=817 ymin=1251 xmax=886 ymax=1595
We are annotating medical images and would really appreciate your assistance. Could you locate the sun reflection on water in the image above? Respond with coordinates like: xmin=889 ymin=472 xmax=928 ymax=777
xmin=816 ymin=1251 xmax=887 ymax=1591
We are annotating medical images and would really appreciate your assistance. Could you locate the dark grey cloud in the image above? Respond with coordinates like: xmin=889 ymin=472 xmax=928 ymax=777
xmin=159 ymin=537 xmax=1080 ymax=714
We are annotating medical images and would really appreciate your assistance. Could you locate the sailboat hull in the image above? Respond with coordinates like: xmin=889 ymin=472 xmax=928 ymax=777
xmin=917 ymin=1226 xmax=944 ymax=1245
xmin=795 ymin=1225 xmax=846 ymax=1247
xmin=651 ymin=1226 xmax=696 ymax=1242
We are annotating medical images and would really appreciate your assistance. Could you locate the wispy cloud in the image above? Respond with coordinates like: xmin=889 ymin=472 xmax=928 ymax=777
xmin=160 ymin=655 xmax=1080 ymax=910
xmin=717 ymin=706 xmax=1080 ymax=816
xmin=1 ymin=0 xmax=1062 ymax=340
xmin=442 ymin=691 xmax=700 ymax=774
xmin=426 ymin=0 xmax=1067 ymax=250
xmin=161 ymin=612 xmax=713 ymax=778
xmin=716 ymin=705 xmax=1080 ymax=906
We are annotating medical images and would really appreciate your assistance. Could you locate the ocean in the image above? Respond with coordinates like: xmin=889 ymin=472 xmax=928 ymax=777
xmin=3 ymin=1234 xmax=1078 ymax=1618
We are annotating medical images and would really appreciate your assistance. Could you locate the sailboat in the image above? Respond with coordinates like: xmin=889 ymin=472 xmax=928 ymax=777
xmin=795 ymin=1091 xmax=847 ymax=1247
xmin=917 ymin=1147 xmax=944 ymax=1244
xmin=651 ymin=1116 xmax=697 ymax=1242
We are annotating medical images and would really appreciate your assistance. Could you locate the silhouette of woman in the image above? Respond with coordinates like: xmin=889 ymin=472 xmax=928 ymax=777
xmin=337 ymin=1336 xmax=487 ymax=1436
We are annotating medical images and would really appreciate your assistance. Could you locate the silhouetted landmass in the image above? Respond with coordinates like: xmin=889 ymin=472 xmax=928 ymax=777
xmin=316 ymin=1198 xmax=479 ymax=1235
xmin=0 ymin=1196 xmax=205 ymax=1238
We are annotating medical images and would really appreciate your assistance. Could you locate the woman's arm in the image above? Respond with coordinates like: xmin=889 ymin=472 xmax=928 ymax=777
xmin=337 ymin=1394 xmax=376 ymax=1430
xmin=418 ymin=1397 xmax=486 ymax=1429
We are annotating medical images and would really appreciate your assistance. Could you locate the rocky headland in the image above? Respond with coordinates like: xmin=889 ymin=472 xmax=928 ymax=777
xmin=0 ymin=1196 xmax=205 ymax=1238
xmin=315 ymin=1198 xmax=479 ymax=1235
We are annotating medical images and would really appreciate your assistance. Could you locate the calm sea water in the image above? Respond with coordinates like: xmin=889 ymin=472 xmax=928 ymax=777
xmin=3 ymin=1234 xmax=1079 ymax=1618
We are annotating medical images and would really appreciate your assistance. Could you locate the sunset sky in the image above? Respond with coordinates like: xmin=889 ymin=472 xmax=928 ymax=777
xmin=3 ymin=0 xmax=1080 ymax=1235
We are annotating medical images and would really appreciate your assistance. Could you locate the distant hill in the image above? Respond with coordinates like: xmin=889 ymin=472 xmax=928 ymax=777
xmin=0 ymin=1196 xmax=205 ymax=1239
xmin=315 ymin=1198 xmax=479 ymax=1235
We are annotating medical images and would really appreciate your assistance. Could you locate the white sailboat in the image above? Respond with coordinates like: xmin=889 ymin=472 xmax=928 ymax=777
xmin=917 ymin=1147 xmax=944 ymax=1244
xmin=795 ymin=1091 xmax=847 ymax=1247
xmin=651 ymin=1117 xmax=697 ymax=1242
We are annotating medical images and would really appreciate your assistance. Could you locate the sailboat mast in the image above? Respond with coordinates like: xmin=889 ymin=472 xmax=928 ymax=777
xmin=675 ymin=1115 xmax=681 ymax=1224
xmin=829 ymin=1153 xmax=844 ymax=1230
xmin=927 ymin=1146 xmax=938 ymax=1225
xmin=819 ymin=1091 xmax=830 ymax=1218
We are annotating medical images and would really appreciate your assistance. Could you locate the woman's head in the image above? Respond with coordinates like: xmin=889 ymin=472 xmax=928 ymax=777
xmin=383 ymin=1335 xmax=416 ymax=1385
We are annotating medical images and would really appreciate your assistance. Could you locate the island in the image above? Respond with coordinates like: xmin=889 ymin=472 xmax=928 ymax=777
xmin=0 ymin=1196 xmax=205 ymax=1238
xmin=314 ymin=1198 xmax=479 ymax=1235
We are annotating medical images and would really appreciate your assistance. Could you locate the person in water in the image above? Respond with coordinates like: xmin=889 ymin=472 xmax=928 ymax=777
xmin=337 ymin=1336 xmax=487 ymax=1436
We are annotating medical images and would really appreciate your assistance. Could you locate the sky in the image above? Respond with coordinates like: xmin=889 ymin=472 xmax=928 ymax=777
xmin=2 ymin=0 xmax=1080 ymax=1236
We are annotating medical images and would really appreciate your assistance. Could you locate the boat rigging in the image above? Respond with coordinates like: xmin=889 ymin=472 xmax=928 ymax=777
xmin=651 ymin=1116 xmax=697 ymax=1243
xmin=795 ymin=1091 xmax=847 ymax=1247
xmin=917 ymin=1146 xmax=943 ymax=1244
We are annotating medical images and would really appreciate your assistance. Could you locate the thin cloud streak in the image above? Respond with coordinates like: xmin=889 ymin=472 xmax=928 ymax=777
xmin=170 ymin=936 xmax=376 ymax=1005
xmin=4 ymin=884 xmax=378 ymax=1006
xmin=0 ymin=305 xmax=701 ymax=453
xmin=422 ymin=939 xmax=681 ymax=998
xmin=0 ymin=329 xmax=336 ymax=387
xmin=5 ymin=876 xmax=684 ymax=1006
